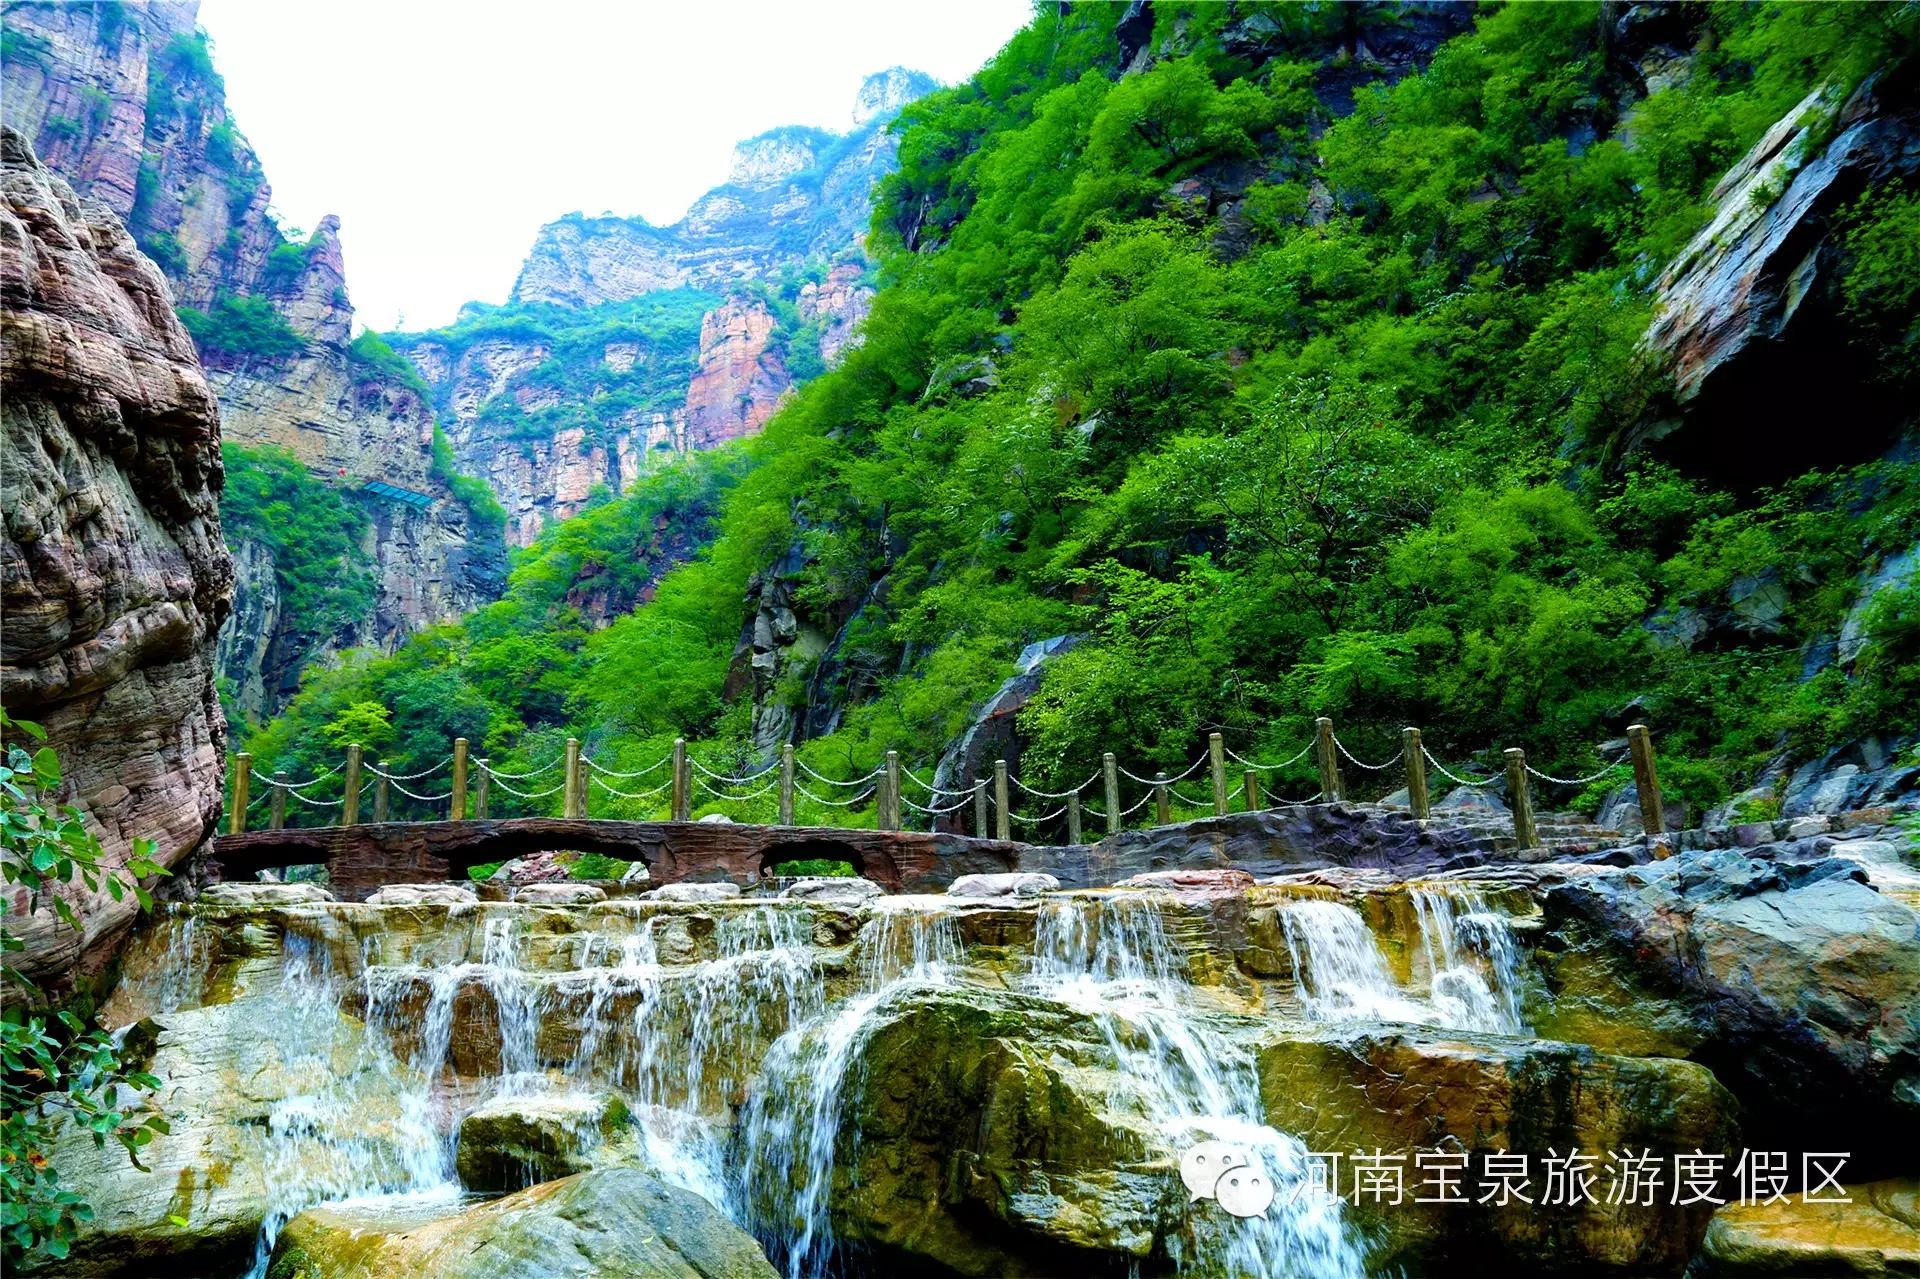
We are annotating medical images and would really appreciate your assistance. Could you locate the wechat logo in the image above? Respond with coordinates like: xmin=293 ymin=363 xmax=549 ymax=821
xmin=1180 ymin=1140 xmax=1276 ymax=1219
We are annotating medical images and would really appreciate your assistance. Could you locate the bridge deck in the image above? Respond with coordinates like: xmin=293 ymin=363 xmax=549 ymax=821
xmin=211 ymin=818 xmax=1029 ymax=898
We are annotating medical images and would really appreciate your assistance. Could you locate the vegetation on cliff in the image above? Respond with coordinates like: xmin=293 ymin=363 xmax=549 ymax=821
xmin=0 ymin=715 xmax=169 ymax=1266
xmin=246 ymin=2 xmax=1919 ymax=823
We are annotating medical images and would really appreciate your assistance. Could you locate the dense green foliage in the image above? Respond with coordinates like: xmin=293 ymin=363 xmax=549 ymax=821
xmin=249 ymin=2 xmax=1920 ymax=830
xmin=177 ymin=292 xmax=303 ymax=360
xmin=219 ymin=444 xmax=375 ymax=685
xmin=1 ymin=714 xmax=169 ymax=1266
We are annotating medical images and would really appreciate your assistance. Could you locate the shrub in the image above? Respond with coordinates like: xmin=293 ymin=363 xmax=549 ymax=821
xmin=177 ymin=294 xmax=303 ymax=360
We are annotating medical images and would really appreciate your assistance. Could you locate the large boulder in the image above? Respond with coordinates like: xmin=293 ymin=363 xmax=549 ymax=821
xmin=266 ymin=1168 xmax=778 ymax=1279
xmin=1696 ymin=1178 xmax=1920 ymax=1277
xmin=1540 ymin=850 xmax=1920 ymax=1174
xmin=456 ymin=1091 xmax=631 ymax=1192
xmin=1256 ymin=1027 xmax=1737 ymax=1273
xmin=1 ymin=127 xmax=232 ymax=992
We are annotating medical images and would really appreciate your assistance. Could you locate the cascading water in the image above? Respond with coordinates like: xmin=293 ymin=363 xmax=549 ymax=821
xmin=737 ymin=904 xmax=965 ymax=1279
xmin=1280 ymin=886 xmax=1527 ymax=1035
xmin=1027 ymin=896 xmax=1366 ymax=1279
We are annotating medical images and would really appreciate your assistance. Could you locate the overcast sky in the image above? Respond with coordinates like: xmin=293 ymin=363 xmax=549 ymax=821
xmin=196 ymin=0 xmax=1031 ymax=332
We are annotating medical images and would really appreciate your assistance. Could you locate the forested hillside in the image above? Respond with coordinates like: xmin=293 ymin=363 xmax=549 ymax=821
xmin=245 ymin=1 xmax=1920 ymax=828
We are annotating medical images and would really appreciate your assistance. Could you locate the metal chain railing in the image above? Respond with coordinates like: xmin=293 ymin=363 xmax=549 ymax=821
xmin=1422 ymin=746 xmax=1497 ymax=787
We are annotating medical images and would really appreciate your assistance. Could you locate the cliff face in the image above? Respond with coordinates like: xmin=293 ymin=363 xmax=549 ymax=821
xmin=2 ymin=0 xmax=508 ymax=722
xmin=395 ymin=72 xmax=916 ymax=549
xmin=0 ymin=128 xmax=232 ymax=988
xmin=510 ymin=68 xmax=934 ymax=308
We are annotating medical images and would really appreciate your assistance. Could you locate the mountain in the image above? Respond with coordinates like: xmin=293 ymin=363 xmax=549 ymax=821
xmin=0 ymin=0 xmax=507 ymax=723
xmin=392 ymin=69 xmax=929 ymax=550
xmin=247 ymin=0 xmax=1920 ymax=835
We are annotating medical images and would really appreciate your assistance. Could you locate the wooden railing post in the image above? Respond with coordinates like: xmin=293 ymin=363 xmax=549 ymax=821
xmin=1504 ymin=748 xmax=1539 ymax=848
xmin=451 ymin=737 xmax=469 ymax=821
xmin=229 ymin=754 xmax=250 ymax=835
xmin=269 ymin=769 xmax=287 ymax=831
xmin=1208 ymin=732 xmax=1228 ymax=816
xmin=1066 ymin=792 xmax=1082 ymax=845
xmin=474 ymin=759 xmax=490 ymax=820
xmin=671 ymin=738 xmax=689 ymax=821
xmin=884 ymin=750 xmax=901 ymax=831
xmin=1627 ymin=723 xmax=1665 ymax=837
xmin=563 ymin=737 xmax=582 ymax=818
xmin=372 ymin=760 xmax=390 ymax=823
xmin=1154 ymin=770 xmax=1170 ymax=826
xmin=1102 ymin=752 xmax=1121 ymax=836
xmin=1403 ymin=727 xmax=1430 ymax=820
xmin=993 ymin=759 xmax=1011 ymax=841
xmin=972 ymin=779 xmax=988 ymax=838
xmin=779 ymin=745 xmax=795 ymax=825
xmin=341 ymin=744 xmax=362 ymax=827
xmin=1243 ymin=769 xmax=1261 ymax=814
xmin=1313 ymin=717 xmax=1342 ymax=802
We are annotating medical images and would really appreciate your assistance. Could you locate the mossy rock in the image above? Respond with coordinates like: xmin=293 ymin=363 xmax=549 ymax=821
xmin=456 ymin=1090 xmax=632 ymax=1191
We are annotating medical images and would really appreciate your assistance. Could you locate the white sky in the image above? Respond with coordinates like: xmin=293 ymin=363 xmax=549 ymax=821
xmin=196 ymin=0 xmax=1032 ymax=332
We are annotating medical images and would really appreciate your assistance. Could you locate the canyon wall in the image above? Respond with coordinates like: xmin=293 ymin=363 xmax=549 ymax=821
xmin=0 ymin=128 xmax=232 ymax=989
xmin=2 ymin=1 xmax=506 ymax=723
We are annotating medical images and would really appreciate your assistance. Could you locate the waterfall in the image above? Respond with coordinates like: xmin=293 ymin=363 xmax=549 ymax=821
xmin=737 ymin=905 xmax=964 ymax=1279
xmin=1280 ymin=887 xmax=1527 ymax=1035
xmin=1028 ymin=896 xmax=1366 ymax=1279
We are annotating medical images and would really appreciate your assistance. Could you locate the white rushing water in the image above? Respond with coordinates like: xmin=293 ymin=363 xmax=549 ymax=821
xmin=140 ymin=888 xmax=1456 ymax=1278
xmin=1280 ymin=887 xmax=1527 ymax=1035
xmin=1027 ymin=896 xmax=1366 ymax=1279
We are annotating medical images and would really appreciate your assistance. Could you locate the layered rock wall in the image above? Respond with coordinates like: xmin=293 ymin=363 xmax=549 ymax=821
xmin=0 ymin=128 xmax=232 ymax=988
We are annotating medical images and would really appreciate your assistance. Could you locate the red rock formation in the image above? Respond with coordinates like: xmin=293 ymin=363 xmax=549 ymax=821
xmin=0 ymin=128 xmax=233 ymax=989
xmin=682 ymin=298 xmax=790 ymax=449
xmin=798 ymin=263 xmax=874 ymax=367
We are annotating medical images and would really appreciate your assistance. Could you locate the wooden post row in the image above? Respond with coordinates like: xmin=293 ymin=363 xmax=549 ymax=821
xmin=342 ymin=743 xmax=363 ymax=827
xmin=1066 ymin=792 xmax=1082 ymax=845
xmin=229 ymin=753 xmax=251 ymax=835
xmin=1504 ymin=748 xmax=1539 ymax=849
xmin=779 ymin=745 xmax=796 ymax=826
xmin=972 ymin=779 xmax=988 ymax=838
xmin=1153 ymin=771 xmax=1170 ymax=826
xmin=1627 ymin=723 xmax=1665 ymax=838
xmin=474 ymin=759 xmax=490 ymax=820
xmin=1208 ymin=732 xmax=1227 ymax=817
xmin=993 ymin=759 xmax=1011 ymax=842
xmin=451 ymin=737 xmax=469 ymax=821
xmin=1403 ymin=727 xmax=1430 ymax=820
xmin=1243 ymin=769 xmax=1261 ymax=814
xmin=269 ymin=769 xmax=287 ymax=831
xmin=372 ymin=762 xmax=390 ymax=823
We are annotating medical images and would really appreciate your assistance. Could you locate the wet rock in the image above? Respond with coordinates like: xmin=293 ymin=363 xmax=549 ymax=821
xmin=654 ymin=882 xmax=742 ymax=903
xmin=947 ymin=872 xmax=1061 ymax=901
xmin=1256 ymin=1025 xmax=1737 ymax=1273
xmin=1696 ymin=1178 xmax=1920 ymax=1276
xmin=366 ymin=883 xmax=476 ymax=906
xmin=455 ymin=1091 xmax=631 ymax=1192
xmin=512 ymin=883 xmax=606 ymax=905
xmin=781 ymin=877 xmax=882 ymax=902
xmin=621 ymin=861 xmax=653 ymax=885
xmin=1542 ymin=849 xmax=1920 ymax=1174
xmin=267 ymin=1168 xmax=778 ymax=1279
xmin=1116 ymin=868 xmax=1254 ymax=892
xmin=199 ymin=882 xmax=334 ymax=906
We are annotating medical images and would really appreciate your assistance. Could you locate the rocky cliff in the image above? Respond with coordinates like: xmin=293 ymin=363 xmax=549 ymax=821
xmin=0 ymin=128 xmax=232 ymax=990
xmin=392 ymin=72 xmax=913 ymax=548
xmin=511 ymin=68 xmax=932 ymax=308
xmin=2 ymin=0 xmax=507 ymax=722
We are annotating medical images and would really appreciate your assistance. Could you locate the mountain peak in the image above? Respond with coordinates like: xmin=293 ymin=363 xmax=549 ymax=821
xmin=852 ymin=66 xmax=938 ymax=128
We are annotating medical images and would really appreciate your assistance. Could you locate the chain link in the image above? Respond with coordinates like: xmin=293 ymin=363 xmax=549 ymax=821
xmin=583 ymin=755 xmax=667 ymax=780
xmin=1524 ymin=761 xmax=1620 ymax=787
xmin=590 ymin=776 xmax=668 ymax=801
xmin=1009 ymin=770 xmax=1099 ymax=800
xmin=694 ymin=776 xmax=778 ymax=802
xmin=792 ymin=783 xmax=876 ymax=807
xmin=903 ymin=793 xmax=973 ymax=815
xmin=690 ymin=758 xmax=778 ymax=784
xmin=1224 ymin=742 xmax=1314 ymax=771
xmin=796 ymin=761 xmax=884 ymax=787
xmin=491 ymin=775 xmax=566 ymax=801
xmin=1333 ymin=736 xmax=1404 ymax=772
xmin=1115 ymin=754 xmax=1207 ymax=785
xmin=1421 ymin=746 xmax=1497 ymax=787
xmin=491 ymin=757 xmax=565 ymax=780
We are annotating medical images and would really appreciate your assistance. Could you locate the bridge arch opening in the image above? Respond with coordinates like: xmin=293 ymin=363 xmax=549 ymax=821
xmin=761 ymin=839 xmax=866 ymax=881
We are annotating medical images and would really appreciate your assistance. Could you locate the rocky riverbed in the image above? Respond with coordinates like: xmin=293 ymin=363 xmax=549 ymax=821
xmin=32 ymin=820 xmax=1920 ymax=1279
